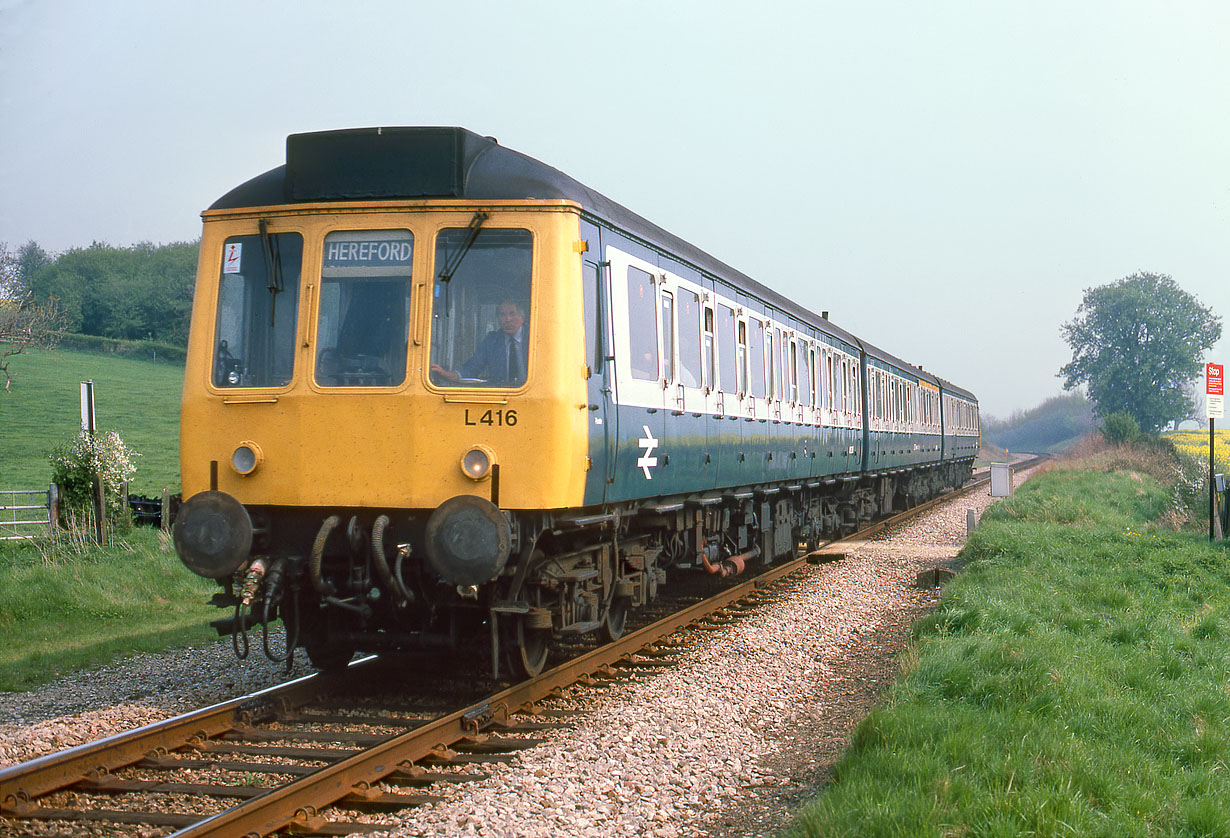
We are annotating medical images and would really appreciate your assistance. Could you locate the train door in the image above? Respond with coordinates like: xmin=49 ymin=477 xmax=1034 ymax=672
xmin=742 ymin=310 xmax=770 ymax=485
xmin=608 ymin=247 xmax=666 ymax=500
xmin=581 ymin=223 xmax=612 ymax=505
xmin=711 ymin=297 xmax=739 ymax=487
xmin=766 ymin=316 xmax=788 ymax=483
xmin=663 ymin=275 xmax=708 ymax=494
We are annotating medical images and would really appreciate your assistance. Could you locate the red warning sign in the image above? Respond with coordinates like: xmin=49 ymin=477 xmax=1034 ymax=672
xmin=1209 ymin=363 xmax=1224 ymax=396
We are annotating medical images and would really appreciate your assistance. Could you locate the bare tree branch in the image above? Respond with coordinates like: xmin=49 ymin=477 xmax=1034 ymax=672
xmin=1 ymin=240 xmax=67 ymax=392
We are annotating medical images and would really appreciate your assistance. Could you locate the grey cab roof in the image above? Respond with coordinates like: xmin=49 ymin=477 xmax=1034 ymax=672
xmin=211 ymin=127 xmax=973 ymax=403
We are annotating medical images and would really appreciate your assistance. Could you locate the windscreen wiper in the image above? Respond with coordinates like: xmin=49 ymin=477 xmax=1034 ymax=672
xmin=259 ymin=218 xmax=284 ymax=326
xmin=437 ymin=211 xmax=488 ymax=285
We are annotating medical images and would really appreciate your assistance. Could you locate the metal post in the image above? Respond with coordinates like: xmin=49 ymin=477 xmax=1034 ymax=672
xmin=161 ymin=486 xmax=171 ymax=532
xmin=1212 ymin=418 xmax=1217 ymax=542
xmin=47 ymin=483 xmax=58 ymax=536
xmin=80 ymin=380 xmax=96 ymax=433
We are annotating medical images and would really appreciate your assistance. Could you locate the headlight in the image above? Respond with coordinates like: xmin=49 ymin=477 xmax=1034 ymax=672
xmin=461 ymin=446 xmax=494 ymax=480
xmin=231 ymin=441 xmax=263 ymax=475
xmin=226 ymin=369 xmax=241 ymax=385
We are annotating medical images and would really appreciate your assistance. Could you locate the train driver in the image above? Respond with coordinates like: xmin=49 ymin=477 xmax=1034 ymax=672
xmin=430 ymin=299 xmax=527 ymax=386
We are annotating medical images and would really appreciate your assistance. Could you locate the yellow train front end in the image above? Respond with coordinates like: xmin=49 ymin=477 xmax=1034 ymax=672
xmin=175 ymin=197 xmax=589 ymax=668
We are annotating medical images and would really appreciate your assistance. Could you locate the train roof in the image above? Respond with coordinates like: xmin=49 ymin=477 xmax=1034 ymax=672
xmin=210 ymin=127 xmax=971 ymax=399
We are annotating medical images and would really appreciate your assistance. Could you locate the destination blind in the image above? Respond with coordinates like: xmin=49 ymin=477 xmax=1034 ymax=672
xmin=323 ymin=239 xmax=413 ymax=268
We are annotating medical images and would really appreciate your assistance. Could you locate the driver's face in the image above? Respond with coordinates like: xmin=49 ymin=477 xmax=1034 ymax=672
xmin=498 ymin=303 xmax=524 ymax=335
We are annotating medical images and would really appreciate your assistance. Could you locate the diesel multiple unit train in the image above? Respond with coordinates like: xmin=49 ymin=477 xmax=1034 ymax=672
xmin=173 ymin=127 xmax=980 ymax=677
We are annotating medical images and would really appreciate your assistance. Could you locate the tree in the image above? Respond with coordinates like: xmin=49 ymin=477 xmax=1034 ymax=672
xmin=0 ymin=241 xmax=66 ymax=393
xmin=23 ymin=239 xmax=198 ymax=344
xmin=1060 ymin=272 xmax=1221 ymax=433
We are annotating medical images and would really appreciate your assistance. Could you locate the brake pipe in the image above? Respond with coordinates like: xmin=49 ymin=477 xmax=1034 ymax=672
xmin=309 ymin=515 xmax=341 ymax=595
xmin=370 ymin=515 xmax=411 ymax=606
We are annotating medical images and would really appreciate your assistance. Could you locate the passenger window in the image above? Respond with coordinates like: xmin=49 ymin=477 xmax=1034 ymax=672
xmin=717 ymin=304 xmax=736 ymax=392
xmin=678 ymin=289 xmax=702 ymax=388
xmin=798 ymin=342 xmax=811 ymax=406
xmin=660 ymin=291 xmax=675 ymax=383
xmin=788 ymin=340 xmax=799 ymax=403
xmin=626 ymin=266 xmax=659 ymax=381
xmin=826 ymin=353 xmax=835 ymax=412
xmin=315 ymin=230 xmax=413 ymax=387
xmin=841 ymin=358 xmax=849 ymax=414
xmin=428 ymin=227 xmax=532 ymax=388
xmin=748 ymin=318 xmax=766 ymax=398
xmin=736 ymin=321 xmax=748 ymax=395
xmin=781 ymin=332 xmax=791 ymax=402
xmin=771 ymin=330 xmax=783 ymax=400
xmin=703 ymin=307 xmax=715 ymax=388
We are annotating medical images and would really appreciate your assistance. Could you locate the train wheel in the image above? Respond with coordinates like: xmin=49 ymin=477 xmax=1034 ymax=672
xmin=511 ymin=617 xmax=550 ymax=678
xmin=305 ymin=636 xmax=356 ymax=672
xmin=504 ymin=579 xmax=551 ymax=679
xmin=602 ymin=596 xmax=630 ymax=642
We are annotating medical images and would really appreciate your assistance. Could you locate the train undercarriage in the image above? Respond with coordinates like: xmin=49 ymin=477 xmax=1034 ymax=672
xmin=206 ymin=460 xmax=973 ymax=679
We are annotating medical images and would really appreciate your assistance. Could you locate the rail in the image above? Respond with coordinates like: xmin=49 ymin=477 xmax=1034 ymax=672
xmin=0 ymin=460 xmax=1042 ymax=836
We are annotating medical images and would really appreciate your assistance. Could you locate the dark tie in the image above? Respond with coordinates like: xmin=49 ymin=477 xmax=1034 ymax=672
xmin=507 ymin=337 xmax=520 ymax=383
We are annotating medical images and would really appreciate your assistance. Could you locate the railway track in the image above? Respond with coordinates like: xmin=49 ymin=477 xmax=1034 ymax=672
xmin=1 ymin=460 xmax=1035 ymax=837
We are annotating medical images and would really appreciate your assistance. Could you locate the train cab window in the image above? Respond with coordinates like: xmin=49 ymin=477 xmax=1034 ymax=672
xmin=748 ymin=318 xmax=766 ymax=398
xmin=660 ymin=291 xmax=675 ymax=383
xmin=213 ymin=232 xmax=303 ymax=388
xmin=626 ymin=266 xmax=659 ymax=381
xmin=315 ymin=230 xmax=413 ymax=387
xmin=429 ymin=228 xmax=532 ymax=388
xmin=717 ymin=304 xmax=736 ymax=393
xmin=678 ymin=289 xmax=702 ymax=388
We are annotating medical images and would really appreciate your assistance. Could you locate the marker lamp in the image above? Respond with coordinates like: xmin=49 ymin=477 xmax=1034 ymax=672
xmin=461 ymin=446 xmax=494 ymax=480
xmin=231 ymin=441 xmax=263 ymax=475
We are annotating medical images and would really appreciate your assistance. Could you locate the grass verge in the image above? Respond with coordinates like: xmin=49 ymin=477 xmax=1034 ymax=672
xmin=0 ymin=346 xmax=182 ymax=494
xmin=789 ymin=450 xmax=1230 ymax=836
xmin=0 ymin=528 xmax=216 ymax=692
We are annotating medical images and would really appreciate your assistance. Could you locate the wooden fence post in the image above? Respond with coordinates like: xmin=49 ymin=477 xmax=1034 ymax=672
xmin=161 ymin=486 xmax=171 ymax=532
xmin=94 ymin=472 xmax=107 ymax=545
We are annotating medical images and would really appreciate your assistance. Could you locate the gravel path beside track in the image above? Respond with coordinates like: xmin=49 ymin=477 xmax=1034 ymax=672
xmin=1 ymin=470 xmax=1031 ymax=837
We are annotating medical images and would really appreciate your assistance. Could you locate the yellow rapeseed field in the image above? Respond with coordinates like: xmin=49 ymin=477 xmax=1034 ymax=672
xmin=1167 ymin=429 xmax=1230 ymax=476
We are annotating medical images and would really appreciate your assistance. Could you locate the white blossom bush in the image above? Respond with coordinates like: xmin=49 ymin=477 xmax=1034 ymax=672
xmin=49 ymin=430 xmax=140 ymax=525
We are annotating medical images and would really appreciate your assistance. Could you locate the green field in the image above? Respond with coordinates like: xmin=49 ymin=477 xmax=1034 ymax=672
xmin=0 ymin=347 xmax=183 ymax=495
xmin=790 ymin=446 xmax=1230 ymax=836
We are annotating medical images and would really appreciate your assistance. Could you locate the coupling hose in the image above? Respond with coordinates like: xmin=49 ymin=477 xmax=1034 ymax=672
xmin=370 ymin=515 xmax=411 ymax=606
xmin=310 ymin=515 xmax=340 ymax=595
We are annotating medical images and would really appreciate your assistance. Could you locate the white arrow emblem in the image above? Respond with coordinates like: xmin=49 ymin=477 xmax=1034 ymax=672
xmin=637 ymin=424 xmax=659 ymax=479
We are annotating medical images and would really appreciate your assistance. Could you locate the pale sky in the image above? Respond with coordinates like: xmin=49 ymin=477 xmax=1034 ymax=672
xmin=2 ymin=0 xmax=1227 ymax=419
